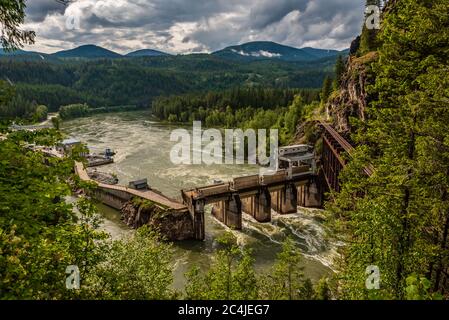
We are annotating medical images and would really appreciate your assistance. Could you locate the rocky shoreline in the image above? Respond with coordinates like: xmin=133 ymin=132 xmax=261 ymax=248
xmin=120 ymin=200 xmax=195 ymax=241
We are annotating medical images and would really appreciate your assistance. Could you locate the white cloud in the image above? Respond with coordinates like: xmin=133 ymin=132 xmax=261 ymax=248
xmin=257 ymin=50 xmax=282 ymax=58
xmin=23 ymin=0 xmax=366 ymax=54
xmin=232 ymin=49 xmax=282 ymax=58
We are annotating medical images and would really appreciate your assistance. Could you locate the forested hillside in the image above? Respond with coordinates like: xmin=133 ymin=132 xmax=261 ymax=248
xmin=152 ymin=88 xmax=319 ymax=120
xmin=152 ymin=87 xmax=322 ymax=145
xmin=315 ymin=0 xmax=449 ymax=299
xmin=0 ymin=52 xmax=338 ymax=116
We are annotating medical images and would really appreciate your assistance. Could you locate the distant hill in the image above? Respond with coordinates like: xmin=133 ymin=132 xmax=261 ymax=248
xmin=52 ymin=45 xmax=122 ymax=59
xmin=0 ymin=48 xmax=23 ymax=55
xmin=0 ymin=41 xmax=344 ymax=111
xmin=301 ymin=47 xmax=342 ymax=59
xmin=1 ymin=46 xmax=170 ymax=60
xmin=0 ymin=48 xmax=54 ymax=61
xmin=213 ymin=41 xmax=347 ymax=62
xmin=125 ymin=49 xmax=169 ymax=57
xmin=0 ymin=48 xmax=39 ymax=56
xmin=1 ymin=42 xmax=348 ymax=63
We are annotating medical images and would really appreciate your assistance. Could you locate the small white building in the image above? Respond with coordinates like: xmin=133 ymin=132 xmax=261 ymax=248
xmin=278 ymin=144 xmax=316 ymax=178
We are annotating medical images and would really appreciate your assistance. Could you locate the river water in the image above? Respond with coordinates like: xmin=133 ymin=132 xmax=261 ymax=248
xmin=63 ymin=111 xmax=340 ymax=289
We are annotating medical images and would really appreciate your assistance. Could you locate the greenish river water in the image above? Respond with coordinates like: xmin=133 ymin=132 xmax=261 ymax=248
xmin=63 ymin=111 xmax=340 ymax=289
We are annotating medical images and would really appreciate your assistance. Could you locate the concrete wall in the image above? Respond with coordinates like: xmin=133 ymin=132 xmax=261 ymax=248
xmin=224 ymin=194 xmax=242 ymax=230
xmin=270 ymin=183 xmax=298 ymax=214
xmin=211 ymin=195 xmax=242 ymax=230
xmin=297 ymin=180 xmax=322 ymax=208
xmin=91 ymin=187 xmax=133 ymax=210
xmin=241 ymin=189 xmax=271 ymax=222
xmin=212 ymin=201 xmax=225 ymax=224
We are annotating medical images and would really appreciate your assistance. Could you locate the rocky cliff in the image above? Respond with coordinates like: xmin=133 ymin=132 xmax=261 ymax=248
xmin=121 ymin=199 xmax=194 ymax=241
xmin=292 ymin=45 xmax=379 ymax=146
xmin=325 ymin=51 xmax=378 ymax=134
xmin=323 ymin=0 xmax=398 ymax=135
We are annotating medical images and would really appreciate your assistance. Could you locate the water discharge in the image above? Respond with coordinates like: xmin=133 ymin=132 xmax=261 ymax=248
xmin=63 ymin=111 xmax=341 ymax=289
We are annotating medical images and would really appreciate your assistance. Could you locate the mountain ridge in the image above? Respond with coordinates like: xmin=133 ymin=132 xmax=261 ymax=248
xmin=52 ymin=44 xmax=122 ymax=59
xmin=125 ymin=49 xmax=170 ymax=57
xmin=1 ymin=42 xmax=347 ymax=61
xmin=212 ymin=41 xmax=347 ymax=62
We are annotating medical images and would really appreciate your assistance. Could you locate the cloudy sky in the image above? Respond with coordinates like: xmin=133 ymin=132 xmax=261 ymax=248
xmin=23 ymin=0 xmax=366 ymax=54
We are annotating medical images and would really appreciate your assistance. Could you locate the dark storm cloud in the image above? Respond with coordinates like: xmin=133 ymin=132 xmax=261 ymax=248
xmin=23 ymin=0 xmax=366 ymax=54
xmin=248 ymin=0 xmax=309 ymax=29
xmin=25 ymin=0 xmax=66 ymax=22
xmin=73 ymin=0 xmax=246 ymax=30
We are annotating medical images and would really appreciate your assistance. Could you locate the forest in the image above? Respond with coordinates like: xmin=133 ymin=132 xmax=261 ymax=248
xmin=325 ymin=0 xmax=449 ymax=299
xmin=152 ymin=87 xmax=323 ymax=145
xmin=0 ymin=53 xmax=335 ymax=115
xmin=0 ymin=80 xmax=48 ymax=122
xmin=1 ymin=0 xmax=449 ymax=301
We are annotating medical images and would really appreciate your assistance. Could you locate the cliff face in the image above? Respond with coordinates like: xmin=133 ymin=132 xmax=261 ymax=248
xmin=323 ymin=0 xmax=397 ymax=135
xmin=121 ymin=201 xmax=194 ymax=241
xmin=326 ymin=51 xmax=378 ymax=134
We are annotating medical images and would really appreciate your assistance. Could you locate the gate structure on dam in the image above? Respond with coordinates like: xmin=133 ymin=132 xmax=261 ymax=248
xmin=181 ymin=123 xmax=369 ymax=240
xmin=181 ymin=145 xmax=321 ymax=240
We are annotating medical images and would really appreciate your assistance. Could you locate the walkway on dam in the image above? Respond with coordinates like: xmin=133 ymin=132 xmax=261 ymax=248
xmin=182 ymin=165 xmax=313 ymax=204
xmin=75 ymin=161 xmax=187 ymax=211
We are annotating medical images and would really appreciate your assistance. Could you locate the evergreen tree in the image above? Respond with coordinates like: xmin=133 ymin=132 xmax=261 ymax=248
xmin=259 ymin=237 xmax=305 ymax=300
xmin=332 ymin=0 xmax=449 ymax=299
xmin=300 ymin=278 xmax=314 ymax=300
xmin=184 ymin=232 xmax=258 ymax=300
xmin=320 ymin=76 xmax=333 ymax=104
xmin=334 ymin=55 xmax=345 ymax=90
xmin=314 ymin=278 xmax=331 ymax=300
xmin=284 ymin=95 xmax=304 ymax=139
xmin=359 ymin=0 xmax=381 ymax=55
xmin=0 ymin=0 xmax=35 ymax=50
xmin=85 ymin=227 xmax=175 ymax=300
xmin=0 ymin=130 xmax=108 ymax=299
xmin=0 ymin=80 xmax=15 ymax=105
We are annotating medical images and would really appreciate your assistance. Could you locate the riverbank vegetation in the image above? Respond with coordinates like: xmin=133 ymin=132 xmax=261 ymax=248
xmin=0 ymin=80 xmax=48 ymax=122
xmin=59 ymin=103 xmax=141 ymax=120
xmin=152 ymin=87 xmax=322 ymax=145
xmin=152 ymin=87 xmax=319 ymax=120
xmin=184 ymin=233 xmax=331 ymax=300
